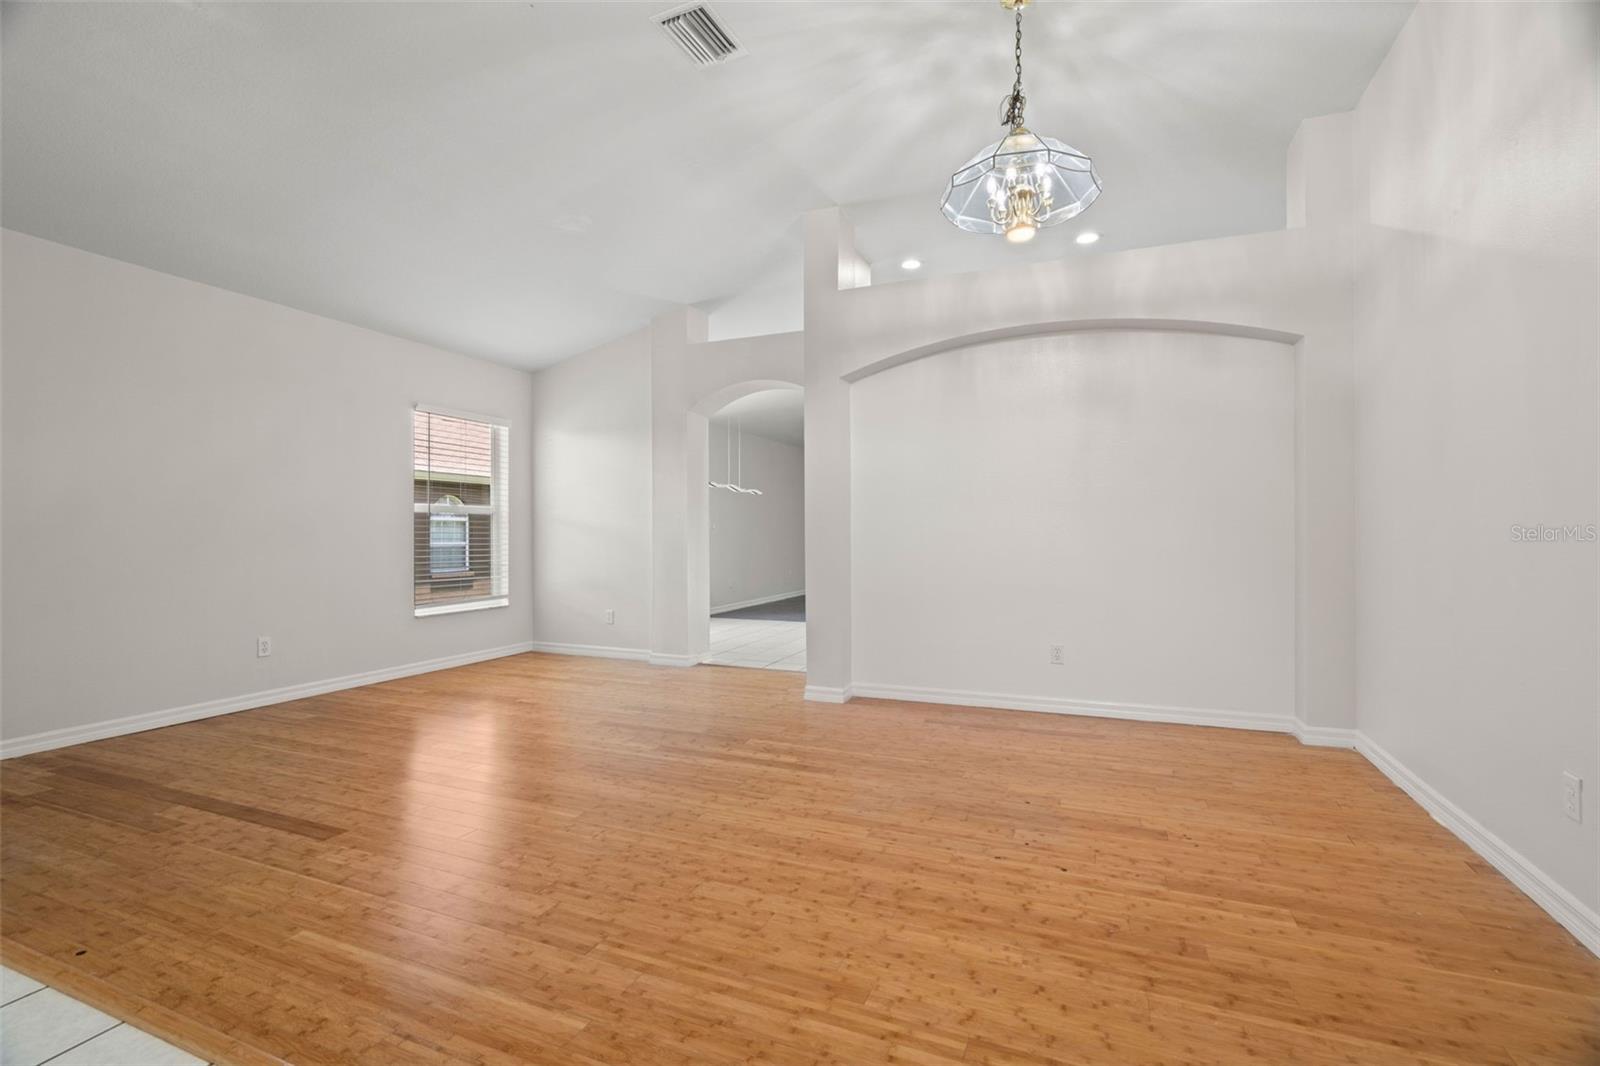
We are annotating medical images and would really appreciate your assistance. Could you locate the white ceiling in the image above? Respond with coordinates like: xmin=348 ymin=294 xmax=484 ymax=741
xmin=1 ymin=1 xmax=1413 ymax=370
xmin=711 ymin=388 xmax=804 ymax=447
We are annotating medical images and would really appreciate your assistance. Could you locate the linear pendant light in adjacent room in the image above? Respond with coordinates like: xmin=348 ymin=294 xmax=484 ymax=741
xmin=707 ymin=419 xmax=762 ymax=495
xmin=732 ymin=419 xmax=761 ymax=495
xmin=940 ymin=0 xmax=1102 ymax=243
xmin=709 ymin=420 xmax=733 ymax=490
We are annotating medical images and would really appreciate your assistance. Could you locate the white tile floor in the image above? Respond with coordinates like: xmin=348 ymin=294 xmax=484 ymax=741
xmin=0 ymin=965 xmax=207 ymax=1066
xmin=704 ymin=617 xmax=806 ymax=671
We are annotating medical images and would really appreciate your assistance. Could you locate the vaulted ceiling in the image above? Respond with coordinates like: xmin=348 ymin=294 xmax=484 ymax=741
xmin=1 ymin=1 xmax=1413 ymax=369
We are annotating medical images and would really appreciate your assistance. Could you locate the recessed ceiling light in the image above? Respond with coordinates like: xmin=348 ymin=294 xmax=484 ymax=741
xmin=900 ymin=257 xmax=922 ymax=271
xmin=1075 ymin=231 xmax=1100 ymax=245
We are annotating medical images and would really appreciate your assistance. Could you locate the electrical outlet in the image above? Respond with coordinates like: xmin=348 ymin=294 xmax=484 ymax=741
xmin=604 ymin=609 xmax=615 ymax=625
xmin=1049 ymin=645 xmax=1065 ymax=666
xmin=257 ymin=636 xmax=272 ymax=658
xmin=1562 ymin=772 xmax=1583 ymax=823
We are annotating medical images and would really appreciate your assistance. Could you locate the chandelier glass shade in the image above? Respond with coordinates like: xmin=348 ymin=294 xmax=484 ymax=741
xmin=941 ymin=128 xmax=1101 ymax=242
xmin=941 ymin=0 xmax=1101 ymax=242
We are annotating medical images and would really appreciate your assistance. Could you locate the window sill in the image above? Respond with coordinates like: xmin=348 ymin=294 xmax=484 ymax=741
xmin=414 ymin=597 xmax=509 ymax=619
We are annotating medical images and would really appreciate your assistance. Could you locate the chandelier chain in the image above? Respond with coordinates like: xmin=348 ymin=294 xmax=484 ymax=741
xmin=1004 ymin=6 xmax=1026 ymax=128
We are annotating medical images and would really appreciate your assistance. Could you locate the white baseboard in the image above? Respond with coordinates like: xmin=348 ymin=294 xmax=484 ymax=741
xmin=849 ymin=682 xmax=1294 ymax=734
xmin=531 ymin=643 xmax=713 ymax=670
xmin=528 ymin=641 xmax=649 ymax=662
xmin=0 ymin=642 xmax=536 ymax=760
xmin=1355 ymin=732 xmax=1600 ymax=957
xmin=803 ymin=685 xmax=853 ymax=704
xmin=648 ymin=652 xmax=702 ymax=668
xmin=1292 ymin=719 xmax=1359 ymax=748
xmin=711 ymin=589 xmax=806 ymax=615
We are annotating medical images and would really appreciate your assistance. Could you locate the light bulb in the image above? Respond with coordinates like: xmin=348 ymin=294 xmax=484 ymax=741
xmin=1005 ymin=222 xmax=1038 ymax=243
xmin=1005 ymin=166 xmax=1018 ymax=181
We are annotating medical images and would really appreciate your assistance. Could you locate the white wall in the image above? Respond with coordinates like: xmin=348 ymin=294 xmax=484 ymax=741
xmin=1353 ymin=2 xmax=1599 ymax=915
xmin=0 ymin=230 xmax=535 ymax=746
xmin=529 ymin=328 xmax=653 ymax=655
xmin=708 ymin=424 xmax=804 ymax=611
xmin=852 ymin=330 xmax=1296 ymax=725
xmin=528 ymin=313 xmax=803 ymax=662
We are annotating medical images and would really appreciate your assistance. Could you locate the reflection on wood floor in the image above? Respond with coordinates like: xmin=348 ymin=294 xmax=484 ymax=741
xmin=2 ymin=652 xmax=1597 ymax=1065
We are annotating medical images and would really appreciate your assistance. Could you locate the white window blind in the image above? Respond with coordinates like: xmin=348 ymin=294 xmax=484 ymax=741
xmin=413 ymin=407 xmax=510 ymax=617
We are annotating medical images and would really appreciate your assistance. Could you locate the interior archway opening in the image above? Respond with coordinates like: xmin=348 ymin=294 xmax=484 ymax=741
xmin=699 ymin=387 xmax=806 ymax=672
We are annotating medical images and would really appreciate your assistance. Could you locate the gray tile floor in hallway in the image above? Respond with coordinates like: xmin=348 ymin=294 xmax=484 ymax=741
xmin=703 ymin=617 xmax=805 ymax=670
xmin=0 ymin=965 xmax=206 ymax=1066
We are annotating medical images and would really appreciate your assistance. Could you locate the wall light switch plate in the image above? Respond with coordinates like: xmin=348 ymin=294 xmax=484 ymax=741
xmin=1049 ymin=645 xmax=1065 ymax=665
xmin=605 ymin=609 xmax=615 ymax=625
xmin=257 ymin=636 xmax=272 ymax=658
xmin=1562 ymin=772 xmax=1582 ymax=822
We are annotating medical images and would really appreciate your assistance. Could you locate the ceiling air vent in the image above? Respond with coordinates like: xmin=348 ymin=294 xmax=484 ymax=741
xmin=654 ymin=3 xmax=745 ymax=68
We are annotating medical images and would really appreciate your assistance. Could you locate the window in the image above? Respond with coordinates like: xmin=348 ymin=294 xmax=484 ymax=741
xmin=413 ymin=407 xmax=509 ymax=616
xmin=429 ymin=513 xmax=469 ymax=574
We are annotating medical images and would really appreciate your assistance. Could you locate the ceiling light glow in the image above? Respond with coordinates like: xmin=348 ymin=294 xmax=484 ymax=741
xmin=1075 ymin=231 xmax=1100 ymax=245
xmin=901 ymin=258 xmax=922 ymax=271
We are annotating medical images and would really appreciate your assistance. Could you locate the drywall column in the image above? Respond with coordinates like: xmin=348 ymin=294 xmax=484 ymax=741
xmin=685 ymin=410 xmax=712 ymax=656
xmin=650 ymin=307 xmax=710 ymax=666
xmin=1286 ymin=112 xmax=1359 ymax=734
xmin=801 ymin=209 xmax=869 ymax=701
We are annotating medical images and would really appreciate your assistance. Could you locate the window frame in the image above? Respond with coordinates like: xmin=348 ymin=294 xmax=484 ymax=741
xmin=412 ymin=404 xmax=511 ymax=618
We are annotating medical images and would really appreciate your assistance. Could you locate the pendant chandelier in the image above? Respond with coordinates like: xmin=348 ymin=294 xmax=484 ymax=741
xmin=940 ymin=0 xmax=1101 ymax=243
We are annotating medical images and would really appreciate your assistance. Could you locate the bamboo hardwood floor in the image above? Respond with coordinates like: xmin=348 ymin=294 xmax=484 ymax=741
xmin=2 ymin=653 xmax=1596 ymax=1065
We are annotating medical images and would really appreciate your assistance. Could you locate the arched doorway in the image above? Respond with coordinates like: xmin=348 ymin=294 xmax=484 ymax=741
xmin=696 ymin=386 xmax=805 ymax=671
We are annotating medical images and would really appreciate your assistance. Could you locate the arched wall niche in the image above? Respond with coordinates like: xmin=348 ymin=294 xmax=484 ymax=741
xmin=849 ymin=324 xmax=1300 ymax=728
xmin=801 ymin=204 xmax=1357 ymax=735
